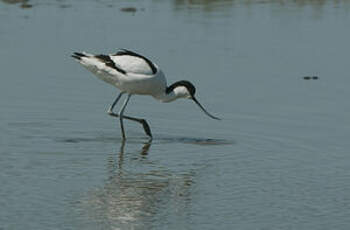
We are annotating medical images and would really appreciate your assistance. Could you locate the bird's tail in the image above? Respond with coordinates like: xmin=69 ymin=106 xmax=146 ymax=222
xmin=71 ymin=51 xmax=97 ymax=67
xmin=71 ymin=52 xmax=84 ymax=60
xmin=71 ymin=51 xmax=108 ymax=76
xmin=71 ymin=52 xmax=89 ymax=60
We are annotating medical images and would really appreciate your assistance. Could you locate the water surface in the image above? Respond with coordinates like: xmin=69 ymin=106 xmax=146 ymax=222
xmin=1 ymin=0 xmax=350 ymax=229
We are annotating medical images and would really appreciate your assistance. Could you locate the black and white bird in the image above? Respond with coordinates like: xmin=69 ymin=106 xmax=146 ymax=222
xmin=71 ymin=49 xmax=220 ymax=139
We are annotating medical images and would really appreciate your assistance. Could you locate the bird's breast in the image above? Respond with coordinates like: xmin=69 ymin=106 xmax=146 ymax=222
xmin=119 ymin=72 xmax=167 ymax=96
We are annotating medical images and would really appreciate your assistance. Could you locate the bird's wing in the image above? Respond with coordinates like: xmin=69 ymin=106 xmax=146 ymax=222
xmin=72 ymin=49 xmax=158 ymax=76
xmin=109 ymin=49 xmax=158 ymax=76
xmin=72 ymin=52 xmax=126 ymax=76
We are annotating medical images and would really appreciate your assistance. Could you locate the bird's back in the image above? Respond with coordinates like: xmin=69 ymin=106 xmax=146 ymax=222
xmin=110 ymin=54 xmax=154 ymax=76
xmin=72 ymin=50 xmax=167 ymax=96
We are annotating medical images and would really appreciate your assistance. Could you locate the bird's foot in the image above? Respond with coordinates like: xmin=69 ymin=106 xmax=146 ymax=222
xmin=140 ymin=119 xmax=153 ymax=139
xmin=107 ymin=110 xmax=153 ymax=139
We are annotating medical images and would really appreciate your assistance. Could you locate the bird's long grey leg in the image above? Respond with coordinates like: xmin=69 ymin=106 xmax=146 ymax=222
xmin=124 ymin=116 xmax=152 ymax=139
xmin=118 ymin=94 xmax=131 ymax=139
xmin=108 ymin=113 xmax=153 ymax=139
xmin=107 ymin=92 xmax=125 ymax=115
xmin=108 ymin=93 xmax=152 ymax=139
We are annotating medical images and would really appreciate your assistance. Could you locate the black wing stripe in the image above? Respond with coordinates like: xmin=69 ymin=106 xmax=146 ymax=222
xmin=95 ymin=54 xmax=126 ymax=74
xmin=114 ymin=49 xmax=157 ymax=74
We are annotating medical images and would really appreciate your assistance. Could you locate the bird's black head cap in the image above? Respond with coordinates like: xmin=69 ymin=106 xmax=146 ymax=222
xmin=166 ymin=80 xmax=220 ymax=120
xmin=166 ymin=80 xmax=196 ymax=97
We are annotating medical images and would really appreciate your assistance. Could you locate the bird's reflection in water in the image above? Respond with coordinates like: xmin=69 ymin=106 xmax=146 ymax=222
xmin=85 ymin=140 xmax=194 ymax=229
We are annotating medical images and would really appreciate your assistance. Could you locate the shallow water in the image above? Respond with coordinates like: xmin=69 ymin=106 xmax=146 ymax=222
xmin=1 ymin=0 xmax=350 ymax=229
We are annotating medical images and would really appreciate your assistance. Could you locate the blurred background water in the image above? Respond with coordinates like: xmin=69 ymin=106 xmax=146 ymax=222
xmin=1 ymin=0 xmax=350 ymax=229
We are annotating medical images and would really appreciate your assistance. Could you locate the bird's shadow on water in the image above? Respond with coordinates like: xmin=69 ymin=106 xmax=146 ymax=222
xmin=58 ymin=134 xmax=234 ymax=146
xmin=155 ymin=135 xmax=234 ymax=146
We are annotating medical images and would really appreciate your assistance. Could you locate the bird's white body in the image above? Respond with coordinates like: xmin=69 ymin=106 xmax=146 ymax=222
xmin=72 ymin=49 xmax=219 ymax=139
xmin=76 ymin=51 xmax=172 ymax=101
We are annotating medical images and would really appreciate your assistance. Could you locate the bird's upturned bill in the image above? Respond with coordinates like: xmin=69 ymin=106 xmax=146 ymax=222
xmin=192 ymin=97 xmax=221 ymax=120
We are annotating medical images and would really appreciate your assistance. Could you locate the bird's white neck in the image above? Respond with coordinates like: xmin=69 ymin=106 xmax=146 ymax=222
xmin=153 ymin=91 xmax=180 ymax=103
xmin=153 ymin=85 xmax=191 ymax=103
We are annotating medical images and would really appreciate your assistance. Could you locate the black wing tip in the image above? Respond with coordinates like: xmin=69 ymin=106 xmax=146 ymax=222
xmin=71 ymin=52 xmax=86 ymax=60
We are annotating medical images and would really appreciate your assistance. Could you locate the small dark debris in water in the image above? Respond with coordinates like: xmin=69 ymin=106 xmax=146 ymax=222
xmin=120 ymin=7 xmax=137 ymax=13
xmin=59 ymin=4 xmax=71 ymax=9
xmin=2 ymin=0 xmax=26 ymax=4
xmin=20 ymin=3 xmax=32 ymax=8
xmin=62 ymin=139 xmax=80 ymax=143
xmin=303 ymin=76 xmax=319 ymax=80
